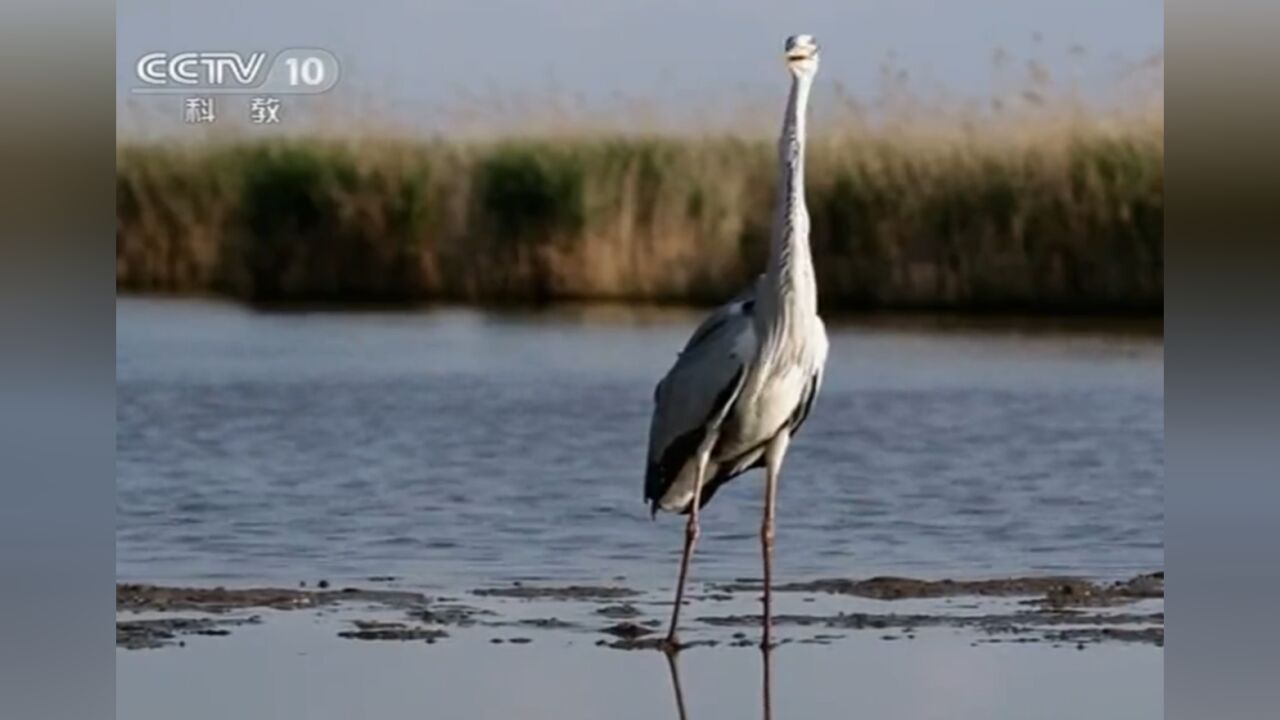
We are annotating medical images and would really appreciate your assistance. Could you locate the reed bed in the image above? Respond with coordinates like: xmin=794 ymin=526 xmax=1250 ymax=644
xmin=117 ymin=115 xmax=1162 ymax=312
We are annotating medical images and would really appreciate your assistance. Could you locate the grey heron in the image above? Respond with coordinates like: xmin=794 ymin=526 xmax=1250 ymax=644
xmin=645 ymin=34 xmax=829 ymax=650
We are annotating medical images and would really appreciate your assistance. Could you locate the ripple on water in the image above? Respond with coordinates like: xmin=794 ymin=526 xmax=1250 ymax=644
xmin=116 ymin=299 xmax=1163 ymax=586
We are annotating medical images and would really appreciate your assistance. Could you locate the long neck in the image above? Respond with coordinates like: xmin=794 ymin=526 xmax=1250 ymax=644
xmin=764 ymin=72 xmax=817 ymax=321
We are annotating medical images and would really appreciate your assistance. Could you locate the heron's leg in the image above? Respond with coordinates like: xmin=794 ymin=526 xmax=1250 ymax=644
xmin=761 ymin=642 xmax=774 ymax=720
xmin=666 ymin=437 xmax=714 ymax=648
xmin=665 ymin=650 xmax=689 ymax=720
xmin=760 ymin=431 xmax=790 ymax=649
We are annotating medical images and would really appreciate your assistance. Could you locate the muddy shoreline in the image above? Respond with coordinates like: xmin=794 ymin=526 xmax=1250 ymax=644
xmin=117 ymin=572 xmax=1163 ymax=651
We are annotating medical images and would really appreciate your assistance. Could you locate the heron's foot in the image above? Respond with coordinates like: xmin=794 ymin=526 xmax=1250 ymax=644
xmin=661 ymin=634 xmax=684 ymax=655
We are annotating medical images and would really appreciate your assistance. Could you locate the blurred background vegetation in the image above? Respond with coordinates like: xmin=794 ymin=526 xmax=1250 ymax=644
xmin=117 ymin=54 xmax=1163 ymax=314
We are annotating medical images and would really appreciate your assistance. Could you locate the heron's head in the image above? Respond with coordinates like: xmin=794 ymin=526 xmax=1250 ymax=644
xmin=785 ymin=34 xmax=820 ymax=78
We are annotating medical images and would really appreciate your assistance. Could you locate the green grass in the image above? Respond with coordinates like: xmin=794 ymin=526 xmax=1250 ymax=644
xmin=116 ymin=124 xmax=1162 ymax=313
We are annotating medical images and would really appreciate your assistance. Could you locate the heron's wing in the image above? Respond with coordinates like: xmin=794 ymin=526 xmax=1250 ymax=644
xmin=645 ymin=285 xmax=758 ymax=507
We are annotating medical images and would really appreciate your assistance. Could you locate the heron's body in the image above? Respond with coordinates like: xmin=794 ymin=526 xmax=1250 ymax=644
xmin=645 ymin=280 xmax=827 ymax=514
xmin=644 ymin=34 xmax=828 ymax=650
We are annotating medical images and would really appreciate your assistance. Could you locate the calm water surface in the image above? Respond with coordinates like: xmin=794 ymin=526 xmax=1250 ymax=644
xmin=118 ymin=605 xmax=1162 ymax=720
xmin=116 ymin=298 xmax=1163 ymax=589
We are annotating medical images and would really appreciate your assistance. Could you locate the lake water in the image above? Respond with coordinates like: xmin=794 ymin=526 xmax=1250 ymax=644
xmin=116 ymin=298 xmax=1163 ymax=590
xmin=118 ymin=603 xmax=1163 ymax=720
xmin=116 ymin=298 xmax=1163 ymax=720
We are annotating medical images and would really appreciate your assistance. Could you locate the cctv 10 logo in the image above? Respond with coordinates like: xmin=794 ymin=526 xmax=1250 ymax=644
xmin=133 ymin=49 xmax=340 ymax=94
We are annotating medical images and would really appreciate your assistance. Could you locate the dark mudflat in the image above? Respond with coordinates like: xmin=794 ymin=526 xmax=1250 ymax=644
xmin=117 ymin=583 xmax=486 ymax=648
xmin=338 ymin=621 xmax=449 ymax=642
xmin=695 ymin=610 xmax=1164 ymax=647
xmin=117 ymin=616 xmax=264 ymax=650
xmin=471 ymin=584 xmax=640 ymax=601
xmin=117 ymin=583 xmax=430 ymax=614
xmin=596 ymin=603 xmax=643 ymax=618
xmin=717 ymin=571 xmax=1164 ymax=606
xmin=601 ymin=621 xmax=654 ymax=640
xmin=117 ymin=572 xmax=1163 ymax=650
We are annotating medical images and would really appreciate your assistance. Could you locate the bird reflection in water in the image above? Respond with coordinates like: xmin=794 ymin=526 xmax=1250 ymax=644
xmin=664 ymin=648 xmax=774 ymax=720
